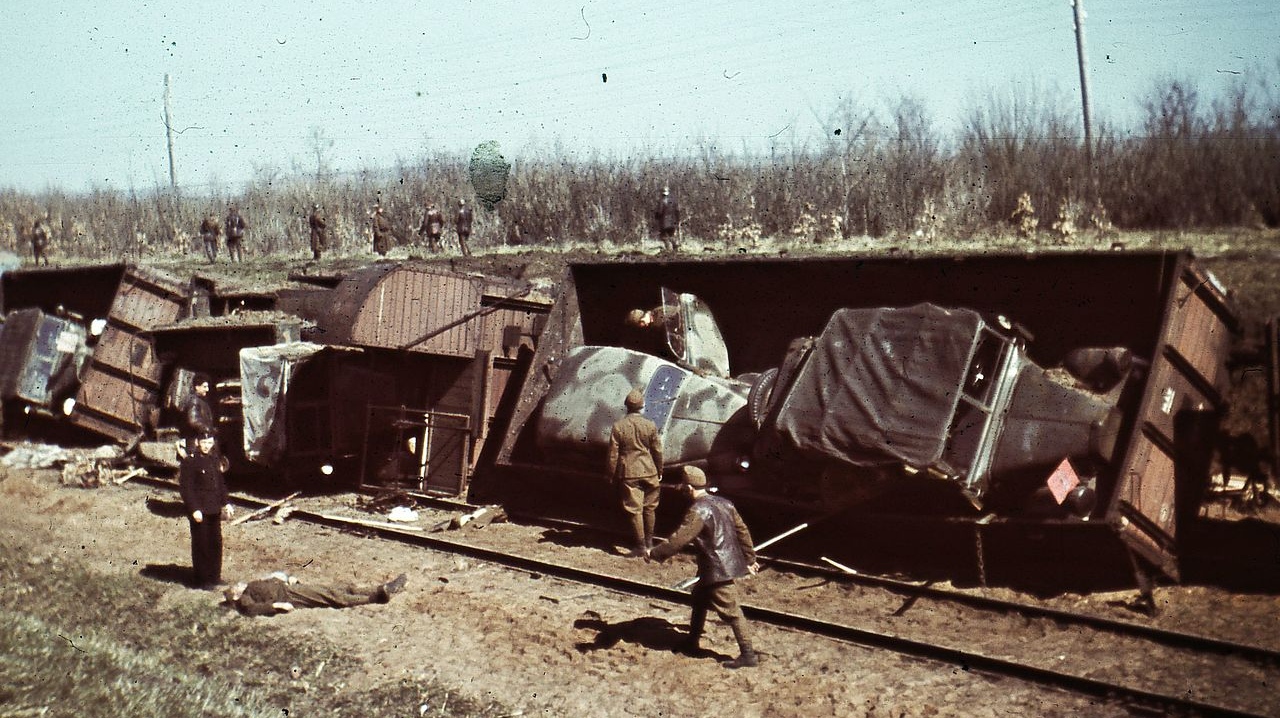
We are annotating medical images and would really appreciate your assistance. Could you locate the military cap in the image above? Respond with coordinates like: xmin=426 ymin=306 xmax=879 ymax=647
xmin=681 ymin=466 xmax=707 ymax=488
xmin=626 ymin=309 xmax=647 ymax=326
xmin=625 ymin=388 xmax=645 ymax=410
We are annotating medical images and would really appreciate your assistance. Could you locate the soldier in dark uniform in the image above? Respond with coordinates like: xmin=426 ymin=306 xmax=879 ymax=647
xmin=371 ymin=204 xmax=394 ymax=256
xmin=224 ymin=205 xmax=247 ymax=262
xmin=308 ymin=203 xmax=327 ymax=261
xmin=179 ymin=433 xmax=233 ymax=589
xmin=655 ymin=185 xmax=680 ymax=252
xmin=607 ymin=388 xmax=663 ymax=558
xmin=30 ymin=215 xmax=51 ymax=266
xmin=182 ymin=373 xmax=216 ymax=453
xmin=455 ymin=199 xmax=474 ymax=257
xmin=225 ymin=571 xmax=408 ymax=616
xmin=418 ymin=203 xmax=445 ymax=253
xmin=199 ymin=212 xmax=221 ymax=263
xmin=649 ymin=466 xmax=759 ymax=669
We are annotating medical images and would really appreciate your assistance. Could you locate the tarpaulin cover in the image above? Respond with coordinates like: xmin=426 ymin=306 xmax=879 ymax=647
xmin=240 ymin=342 xmax=325 ymax=465
xmin=772 ymin=303 xmax=981 ymax=468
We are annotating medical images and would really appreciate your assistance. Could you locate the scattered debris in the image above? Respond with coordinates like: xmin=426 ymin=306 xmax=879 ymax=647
xmin=318 ymin=513 xmax=424 ymax=532
xmin=387 ymin=506 xmax=419 ymax=522
xmin=430 ymin=505 xmax=507 ymax=532
xmin=229 ymin=492 xmax=301 ymax=526
xmin=358 ymin=488 xmax=418 ymax=514
xmin=1 ymin=442 xmax=122 ymax=470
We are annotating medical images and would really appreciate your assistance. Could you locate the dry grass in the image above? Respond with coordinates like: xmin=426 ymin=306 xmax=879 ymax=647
xmin=0 ymin=535 xmax=507 ymax=718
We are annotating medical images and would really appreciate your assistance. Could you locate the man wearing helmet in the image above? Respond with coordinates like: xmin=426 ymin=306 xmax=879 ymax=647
xmin=655 ymin=185 xmax=680 ymax=252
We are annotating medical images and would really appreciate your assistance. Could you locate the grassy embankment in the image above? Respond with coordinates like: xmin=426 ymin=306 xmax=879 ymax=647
xmin=0 ymin=535 xmax=504 ymax=718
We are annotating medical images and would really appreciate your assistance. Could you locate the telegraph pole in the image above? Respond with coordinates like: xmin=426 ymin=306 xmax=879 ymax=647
xmin=163 ymin=73 xmax=178 ymax=194
xmin=1071 ymin=0 xmax=1094 ymax=168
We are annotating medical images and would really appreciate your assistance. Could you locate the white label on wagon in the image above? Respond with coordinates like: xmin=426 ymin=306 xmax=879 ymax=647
xmin=55 ymin=330 xmax=79 ymax=353
xmin=1160 ymin=387 xmax=1175 ymax=415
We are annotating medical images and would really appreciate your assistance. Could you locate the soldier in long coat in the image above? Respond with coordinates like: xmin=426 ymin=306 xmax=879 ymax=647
xmin=371 ymin=205 xmax=394 ymax=256
xmin=30 ymin=216 xmax=51 ymax=266
xmin=179 ymin=433 xmax=233 ymax=589
xmin=308 ymin=203 xmax=327 ymax=260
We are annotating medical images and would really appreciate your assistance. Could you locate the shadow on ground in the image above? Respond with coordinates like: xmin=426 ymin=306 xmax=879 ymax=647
xmin=573 ymin=614 xmax=733 ymax=663
xmin=139 ymin=562 xmax=194 ymax=587
xmin=537 ymin=527 xmax=624 ymax=555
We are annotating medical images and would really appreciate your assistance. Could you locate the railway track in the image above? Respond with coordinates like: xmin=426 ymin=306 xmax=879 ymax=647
xmin=141 ymin=476 xmax=1276 ymax=718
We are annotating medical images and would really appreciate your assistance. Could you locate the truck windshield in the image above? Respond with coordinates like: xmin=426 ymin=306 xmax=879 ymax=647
xmin=661 ymin=288 xmax=731 ymax=378
xmin=941 ymin=327 xmax=1009 ymax=478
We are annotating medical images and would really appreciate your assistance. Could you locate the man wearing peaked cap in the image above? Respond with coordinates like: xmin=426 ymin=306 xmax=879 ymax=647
xmin=649 ymin=464 xmax=761 ymax=668
xmin=607 ymin=387 xmax=663 ymax=558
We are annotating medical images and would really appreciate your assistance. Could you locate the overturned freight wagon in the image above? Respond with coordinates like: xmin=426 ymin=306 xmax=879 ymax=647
xmin=1 ymin=264 xmax=190 ymax=442
xmin=245 ymin=263 xmax=551 ymax=495
xmin=494 ymin=251 xmax=1235 ymax=582
xmin=148 ymin=312 xmax=304 ymax=467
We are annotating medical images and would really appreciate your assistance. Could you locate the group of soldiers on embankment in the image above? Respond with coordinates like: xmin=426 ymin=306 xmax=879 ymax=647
xmin=7 ymin=185 xmax=682 ymax=265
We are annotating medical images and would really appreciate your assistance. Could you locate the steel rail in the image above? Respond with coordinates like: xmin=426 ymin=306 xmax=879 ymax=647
xmin=422 ymin=493 xmax=1280 ymax=668
xmin=759 ymin=554 xmax=1280 ymax=667
xmin=136 ymin=477 xmax=1271 ymax=718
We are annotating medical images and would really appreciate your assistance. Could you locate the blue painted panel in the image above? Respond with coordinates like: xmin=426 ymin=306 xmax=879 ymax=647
xmin=643 ymin=364 xmax=686 ymax=431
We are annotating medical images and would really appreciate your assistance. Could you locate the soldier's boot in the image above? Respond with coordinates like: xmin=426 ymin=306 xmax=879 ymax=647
xmin=675 ymin=609 xmax=705 ymax=656
xmin=377 ymin=573 xmax=408 ymax=602
xmin=723 ymin=620 xmax=758 ymax=669
xmin=626 ymin=516 xmax=647 ymax=558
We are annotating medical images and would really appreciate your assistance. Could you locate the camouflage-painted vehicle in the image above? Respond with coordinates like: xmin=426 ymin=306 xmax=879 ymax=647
xmin=532 ymin=288 xmax=1130 ymax=518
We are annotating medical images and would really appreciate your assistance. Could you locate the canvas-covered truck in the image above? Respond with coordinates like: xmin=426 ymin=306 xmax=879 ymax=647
xmin=493 ymin=251 xmax=1238 ymax=583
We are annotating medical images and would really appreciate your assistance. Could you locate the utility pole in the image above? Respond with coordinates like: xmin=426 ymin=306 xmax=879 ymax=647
xmin=163 ymin=73 xmax=178 ymax=194
xmin=1071 ymin=0 xmax=1094 ymax=169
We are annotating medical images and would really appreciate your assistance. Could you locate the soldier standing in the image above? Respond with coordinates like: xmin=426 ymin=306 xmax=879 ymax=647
xmin=455 ymin=199 xmax=474 ymax=257
xmin=30 ymin=214 xmax=51 ymax=266
xmin=648 ymin=466 xmax=759 ymax=669
xmin=655 ymin=185 xmax=680 ymax=252
xmin=224 ymin=205 xmax=247 ymax=262
xmin=308 ymin=203 xmax=327 ymax=261
xmin=371 ymin=204 xmax=394 ymax=256
xmin=179 ymin=432 xmax=233 ymax=589
xmin=182 ymin=373 xmax=217 ymax=453
xmin=199 ymin=212 xmax=221 ymax=263
xmin=418 ymin=203 xmax=445 ymax=253
xmin=607 ymin=388 xmax=663 ymax=558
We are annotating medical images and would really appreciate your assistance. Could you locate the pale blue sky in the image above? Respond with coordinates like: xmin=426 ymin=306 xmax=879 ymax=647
xmin=1 ymin=0 xmax=1275 ymax=193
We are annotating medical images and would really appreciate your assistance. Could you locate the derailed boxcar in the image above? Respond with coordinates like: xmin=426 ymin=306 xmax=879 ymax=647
xmin=1 ymin=264 xmax=191 ymax=442
xmin=494 ymin=251 xmax=1235 ymax=581
xmin=241 ymin=263 xmax=551 ymax=496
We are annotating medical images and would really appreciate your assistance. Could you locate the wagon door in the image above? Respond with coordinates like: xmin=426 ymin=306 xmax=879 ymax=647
xmin=1111 ymin=260 xmax=1234 ymax=579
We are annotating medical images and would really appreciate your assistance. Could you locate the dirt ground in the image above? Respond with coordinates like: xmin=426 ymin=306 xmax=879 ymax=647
xmin=7 ymin=460 xmax=1280 ymax=717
